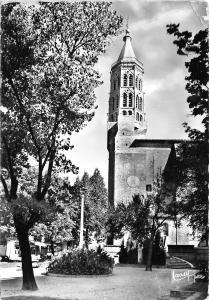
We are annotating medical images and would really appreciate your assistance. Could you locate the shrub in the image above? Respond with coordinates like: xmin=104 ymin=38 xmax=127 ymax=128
xmin=119 ymin=243 xmax=138 ymax=264
xmin=195 ymin=264 xmax=208 ymax=282
xmin=47 ymin=248 xmax=114 ymax=275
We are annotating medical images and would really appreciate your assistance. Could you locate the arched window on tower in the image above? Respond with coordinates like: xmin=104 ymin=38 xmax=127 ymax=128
xmin=114 ymin=80 xmax=116 ymax=90
xmin=129 ymin=74 xmax=133 ymax=86
xmin=139 ymin=79 xmax=141 ymax=90
xmin=129 ymin=93 xmax=133 ymax=107
xmin=135 ymin=76 xmax=138 ymax=88
xmin=123 ymin=110 xmax=127 ymax=115
xmin=140 ymin=115 xmax=143 ymax=122
xmin=136 ymin=112 xmax=139 ymax=121
xmin=123 ymin=93 xmax=127 ymax=107
xmin=112 ymin=97 xmax=115 ymax=111
xmin=123 ymin=74 xmax=127 ymax=86
xmin=118 ymin=76 xmax=120 ymax=88
xmin=116 ymin=95 xmax=119 ymax=108
xmin=139 ymin=97 xmax=142 ymax=111
xmin=136 ymin=95 xmax=139 ymax=108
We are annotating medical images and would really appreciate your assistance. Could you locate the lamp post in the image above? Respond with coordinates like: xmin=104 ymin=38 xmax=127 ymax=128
xmin=78 ymin=193 xmax=85 ymax=249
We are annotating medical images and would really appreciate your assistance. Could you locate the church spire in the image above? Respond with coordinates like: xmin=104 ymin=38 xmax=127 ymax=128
xmin=108 ymin=26 xmax=146 ymax=136
xmin=117 ymin=29 xmax=136 ymax=62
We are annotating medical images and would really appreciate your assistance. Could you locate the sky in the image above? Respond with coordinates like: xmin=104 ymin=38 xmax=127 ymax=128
xmin=68 ymin=0 xmax=208 ymax=186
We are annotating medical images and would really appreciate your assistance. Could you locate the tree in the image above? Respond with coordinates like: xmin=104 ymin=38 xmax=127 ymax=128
xmin=1 ymin=2 xmax=122 ymax=290
xmin=0 ymin=198 xmax=16 ymax=247
xmin=0 ymin=170 xmax=16 ymax=244
xmin=166 ymin=24 xmax=208 ymax=241
xmin=85 ymin=169 xmax=108 ymax=246
xmin=105 ymin=203 xmax=126 ymax=245
xmin=166 ymin=24 xmax=208 ymax=131
xmin=110 ymin=176 xmax=178 ymax=271
xmin=175 ymin=140 xmax=208 ymax=242
xmin=71 ymin=169 xmax=108 ymax=248
xmin=30 ymin=177 xmax=78 ymax=255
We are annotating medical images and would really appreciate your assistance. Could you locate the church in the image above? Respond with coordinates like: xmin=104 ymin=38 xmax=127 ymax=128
xmin=107 ymin=29 xmax=198 ymax=255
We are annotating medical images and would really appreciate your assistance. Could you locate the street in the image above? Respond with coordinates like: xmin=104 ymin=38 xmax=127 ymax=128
xmin=0 ymin=261 xmax=47 ymax=281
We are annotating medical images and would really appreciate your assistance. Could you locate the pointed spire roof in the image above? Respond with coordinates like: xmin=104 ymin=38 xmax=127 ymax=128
xmin=117 ymin=29 xmax=136 ymax=62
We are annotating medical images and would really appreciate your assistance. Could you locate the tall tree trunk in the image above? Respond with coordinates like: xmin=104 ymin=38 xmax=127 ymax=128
xmin=16 ymin=224 xmax=38 ymax=290
xmin=146 ymin=234 xmax=154 ymax=271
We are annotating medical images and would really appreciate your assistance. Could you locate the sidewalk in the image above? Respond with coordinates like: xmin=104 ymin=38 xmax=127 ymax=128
xmin=1 ymin=265 xmax=206 ymax=300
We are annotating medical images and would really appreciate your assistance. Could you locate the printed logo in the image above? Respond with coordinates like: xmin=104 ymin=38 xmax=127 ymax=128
xmin=171 ymin=270 xmax=202 ymax=283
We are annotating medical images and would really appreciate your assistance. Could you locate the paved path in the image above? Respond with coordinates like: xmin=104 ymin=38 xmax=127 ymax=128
xmin=0 ymin=261 xmax=48 ymax=281
xmin=0 ymin=265 xmax=192 ymax=300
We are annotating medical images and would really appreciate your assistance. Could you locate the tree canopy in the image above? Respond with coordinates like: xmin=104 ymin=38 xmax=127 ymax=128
xmin=109 ymin=176 xmax=178 ymax=270
xmin=30 ymin=176 xmax=77 ymax=252
xmin=1 ymin=2 xmax=122 ymax=290
xmin=71 ymin=169 xmax=108 ymax=247
xmin=1 ymin=2 xmax=123 ymax=203
xmin=166 ymin=24 xmax=208 ymax=136
xmin=167 ymin=24 xmax=208 ymax=241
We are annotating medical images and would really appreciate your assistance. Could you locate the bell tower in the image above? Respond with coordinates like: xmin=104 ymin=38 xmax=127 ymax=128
xmin=107 ymin=29 xmax=147 ymax=207
xmin=107 ymin=29 xmax=190 ymax=251
xmin=108 ymin=29 xmax=147 ymax=147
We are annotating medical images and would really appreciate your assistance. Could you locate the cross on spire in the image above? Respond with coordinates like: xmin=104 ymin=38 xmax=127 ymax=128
xmin=126 ymin=16 xmax=129 ymax=31
xmin=125 ymin=16 xmax=130 ymax=35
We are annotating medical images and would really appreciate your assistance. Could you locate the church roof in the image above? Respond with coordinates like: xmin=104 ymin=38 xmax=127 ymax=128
xmin=117 ymin=29 xmax=136 ymax=62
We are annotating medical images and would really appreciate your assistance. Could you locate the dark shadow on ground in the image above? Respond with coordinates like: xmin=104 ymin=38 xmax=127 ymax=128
xmin=115 ymin=263 xmax=165 ymax=268
xmin=181 ymin=281 xmax=208 ymax=300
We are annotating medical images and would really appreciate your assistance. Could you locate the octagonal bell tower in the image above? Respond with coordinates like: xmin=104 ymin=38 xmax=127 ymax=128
xmin=107 ymin=29 xmax=147 ymax=207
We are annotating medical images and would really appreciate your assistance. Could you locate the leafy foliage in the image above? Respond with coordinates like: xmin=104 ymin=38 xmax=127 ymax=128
xmin=31 ymin=169 xmax=108 ymax=248
xmin=166 ymin=24 xmax=208 ymax=130
xmin=176 ymin=141 xmax=207 ymax=236
xmin=30 ymin=176 xmax=77 ymax=246
xmin=167 ymin=24 xmax=208 ymax=239
xmin=106 ymin=203 xmax=127 ymax=243
xmin=110 ymin=176 xmax=177 ymax=244
xmin=70 ymin=169 xmax=108 ymax=246
xmin=0 ymin=197 xmax=16 ymax=243
xmin=109 ymin=176 xmax=178 ymax=270
xmin=1 ymin=2 xmax=122 ymax=206
xmin=1 ymin=2 xmax=122 ymax=289
xmin=48 ymin=248 xmax=114 ymax=275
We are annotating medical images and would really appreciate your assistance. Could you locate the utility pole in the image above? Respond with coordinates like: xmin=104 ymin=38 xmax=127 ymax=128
xmin=79 ymin=193 xmax=85 ymax=249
